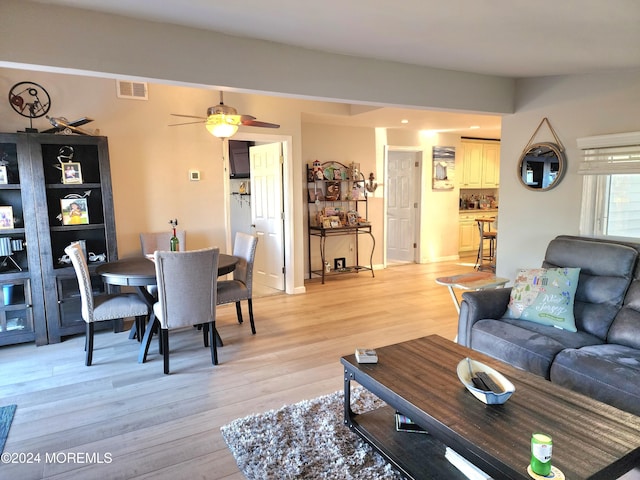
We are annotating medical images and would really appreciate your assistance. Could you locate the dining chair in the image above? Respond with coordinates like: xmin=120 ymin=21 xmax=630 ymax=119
xmin=139 ymin=230 xmax=186 ymax=255
xmin=64 ymin=242 xmax=150 ymax=366
xmin=139 ymin=230 xmax=187 ymax=298
xmin=217 ymin=232 xmax=258 ymax=334
xmin=140 ymin=247 xmax=220 ymax=374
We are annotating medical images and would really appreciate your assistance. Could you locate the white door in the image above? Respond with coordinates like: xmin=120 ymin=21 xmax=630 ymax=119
xmin=250 ymin=142 xmax=285 ymax=290
xmin=386 ymin=150 xmax=420 ymax=263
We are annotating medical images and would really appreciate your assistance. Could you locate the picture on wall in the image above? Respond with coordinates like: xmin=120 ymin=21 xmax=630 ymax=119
xmin=432 ymin=146 xmax=455 ymax=191
xmin=60 ymin=198 xmax=89 ymax=225
xmin=0 ymin=166 xmax=7 ymax=185
xmin=0 ymin=206 xmax=13 ymax=229
xmin=62 ymin=162 xmax=83 ymax=184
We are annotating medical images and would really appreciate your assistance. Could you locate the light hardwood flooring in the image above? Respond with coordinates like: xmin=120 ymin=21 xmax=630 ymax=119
xmin=0 ymin=258 xmax=475 ymax=479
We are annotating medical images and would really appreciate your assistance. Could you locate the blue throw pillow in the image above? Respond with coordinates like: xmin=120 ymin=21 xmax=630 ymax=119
xmin=506 ymin=267 xmax=580 ymax=332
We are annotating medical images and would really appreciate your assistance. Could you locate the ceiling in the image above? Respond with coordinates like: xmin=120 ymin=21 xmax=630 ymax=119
xmin=27 ymin=0 xmax=640 ymax=138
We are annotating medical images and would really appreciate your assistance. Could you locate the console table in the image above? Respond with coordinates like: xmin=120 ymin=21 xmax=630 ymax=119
xmin=341 ymin=335 xmax=640 ymax=479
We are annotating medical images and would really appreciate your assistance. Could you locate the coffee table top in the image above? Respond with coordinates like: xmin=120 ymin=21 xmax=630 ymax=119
xmin=341 ymin=335 xmax=640 ymax=479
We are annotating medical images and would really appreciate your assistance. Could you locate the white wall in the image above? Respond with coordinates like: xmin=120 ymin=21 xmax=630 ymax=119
xmin=497 ymin=69 xmax=640 ymax=280
xmin=0 ymin=0 xmax=515 ymax=115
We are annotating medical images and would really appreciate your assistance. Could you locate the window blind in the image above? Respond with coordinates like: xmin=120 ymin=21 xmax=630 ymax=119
xmin=577 ymin=131 xmax=640 ymax=175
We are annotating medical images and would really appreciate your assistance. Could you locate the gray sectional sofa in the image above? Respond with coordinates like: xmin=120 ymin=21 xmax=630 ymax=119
xmin=458 ymin=235 xmax=640 ymax=416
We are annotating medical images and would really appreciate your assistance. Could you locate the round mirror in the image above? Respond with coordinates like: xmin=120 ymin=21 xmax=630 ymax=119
xmin=518 ymin=142 xmax=566 ymax=190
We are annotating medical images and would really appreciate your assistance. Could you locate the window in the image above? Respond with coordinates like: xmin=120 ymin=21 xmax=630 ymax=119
xmin=579 ymin=132 xmax=640 ymax=239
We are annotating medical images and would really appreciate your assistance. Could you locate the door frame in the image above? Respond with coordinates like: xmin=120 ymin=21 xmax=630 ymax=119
xmin=384 ymin=145 xmax=423 ymax=267
xmin=223 ymin=132 xmax=294 ymax=294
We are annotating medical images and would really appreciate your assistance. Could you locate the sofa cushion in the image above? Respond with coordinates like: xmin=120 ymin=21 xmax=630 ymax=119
xmin=506 ymin=267 xmax=580 ymax=332
xmin=543 ymin=237 xmax=638 ymax=339
xmin=470 ymin=318 xmax=603 ymax=379
xmin=550 ymin=344 xmax=640 ymax=416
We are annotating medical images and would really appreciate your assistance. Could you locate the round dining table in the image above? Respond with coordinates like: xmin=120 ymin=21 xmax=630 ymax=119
xmin=96 ymin=254 xmax=238 ymax=291
xmin=96 ymin=253 xmax=239 ymax=356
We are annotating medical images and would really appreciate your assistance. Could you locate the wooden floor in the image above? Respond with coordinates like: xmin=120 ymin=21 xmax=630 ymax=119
xmin=0 ymin=258 xmax=475 ymax=479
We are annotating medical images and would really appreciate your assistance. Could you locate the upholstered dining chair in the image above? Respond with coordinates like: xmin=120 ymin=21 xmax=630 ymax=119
xmin=140 ymin=247 xmax=220 ymax=374
xmin=139 ymin=230 xmax=186 ymax=297
xmin=217 ymin=232 xmax=258 ymax=334
xmin=65 ymin=242 xmax=150 ymax=366
xmin=139 ymin=230 xmax=186 ymax=255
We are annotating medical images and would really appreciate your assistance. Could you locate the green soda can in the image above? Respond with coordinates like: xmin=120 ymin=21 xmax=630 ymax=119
xmin=530 ymin=433 xmax=553 ymax=476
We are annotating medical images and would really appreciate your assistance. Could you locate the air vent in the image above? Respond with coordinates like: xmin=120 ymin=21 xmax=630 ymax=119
xmin=116 ymin=80 xmax=148 ymax=100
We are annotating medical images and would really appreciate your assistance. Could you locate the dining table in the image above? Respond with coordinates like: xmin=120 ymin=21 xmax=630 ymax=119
xmin=96 ymin=253 xmax=239 ymax=359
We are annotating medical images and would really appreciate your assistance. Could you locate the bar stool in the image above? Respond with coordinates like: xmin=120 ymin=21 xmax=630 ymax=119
xmin=475 ymin=217 xmax=497 ymax=272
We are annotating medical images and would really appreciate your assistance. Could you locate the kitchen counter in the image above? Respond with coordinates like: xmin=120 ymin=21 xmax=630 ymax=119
xmin=459 ymin=208 xmax=498 ymax=214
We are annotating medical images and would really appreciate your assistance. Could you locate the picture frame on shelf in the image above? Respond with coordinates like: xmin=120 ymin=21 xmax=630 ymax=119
xmin=326 ymin=181 xmax=341 ymax=201
xmin=0 ymin=166 xmax=8 ymax=185
xmin=347 ymin=211 xmax=358 ymax=226
xmin=62 ymin=162 xmax=83 ymax=184
xmin=0 ymin=206 xmax=14 ymax=229
xmin=334 ymin=257 xmax=346 ymax=270
xmin=60 ymin=198 xmax=89 ymax=225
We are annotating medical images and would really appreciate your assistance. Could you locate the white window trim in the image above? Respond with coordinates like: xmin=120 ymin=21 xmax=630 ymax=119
xmin=578 ymin=131 xmax=640 ymax=239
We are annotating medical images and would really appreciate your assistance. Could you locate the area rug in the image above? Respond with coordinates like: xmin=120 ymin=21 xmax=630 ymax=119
xmin=221 ymin=387 xmax=403 ymax=479
xmin=0 ymin=404 xmax=17 ymax=453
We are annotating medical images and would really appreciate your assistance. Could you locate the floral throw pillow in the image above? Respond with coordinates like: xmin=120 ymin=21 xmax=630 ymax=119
xmin=506 ymin=267 xmax=580 ymax=332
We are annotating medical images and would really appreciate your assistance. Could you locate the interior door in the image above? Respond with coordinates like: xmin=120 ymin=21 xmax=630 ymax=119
xmin=250 ymin=142 xmax=285 ymax=290
xmin=386 ymin=150 xmax=420 ymax=263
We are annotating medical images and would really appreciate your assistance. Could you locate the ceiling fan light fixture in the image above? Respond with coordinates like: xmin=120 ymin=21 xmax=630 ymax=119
xmin=205 ymin=114 xmax=240 ymax=138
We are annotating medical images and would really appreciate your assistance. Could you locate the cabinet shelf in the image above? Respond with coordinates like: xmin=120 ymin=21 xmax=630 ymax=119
xmin=307 ymin=161 xmax=375 ymax=284
xmin=0 ymin=133 xmax=116 ymax=346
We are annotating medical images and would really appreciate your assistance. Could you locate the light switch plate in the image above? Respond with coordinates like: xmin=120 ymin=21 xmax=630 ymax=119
xmin=189 ymin=170 xmax=200 ymax=181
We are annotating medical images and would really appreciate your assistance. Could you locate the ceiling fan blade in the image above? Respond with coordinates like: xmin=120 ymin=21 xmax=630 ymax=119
xmin=168 ymin=120 xmax=206 ymax=126
xmin=241 ymin=119 xmax=280 ymax=128
xmin=171 ymin=113 xmax=207 ymax=120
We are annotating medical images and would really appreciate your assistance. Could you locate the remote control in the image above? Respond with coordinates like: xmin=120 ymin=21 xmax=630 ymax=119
xmin=475 ymin=371 xmax=503 ymax=393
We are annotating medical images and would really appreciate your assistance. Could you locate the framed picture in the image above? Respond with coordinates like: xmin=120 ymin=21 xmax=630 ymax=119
xmin=62 ymin=162 xmax=83 ymax=184
xmin=326 ymin=181 xmax=341 ymax=201
xmin=0 ymin=166 xmax=7 ymax=185
xmin=60 ymin=198 xmax=89 ymax=225
xmin=347 ymin=211 xmax=358 ymax=226
xmin=334 ymin=257 xmax=346 ymax=270
xmin=432 ymin=146 xmax=455 ymax=191
xmin=0 ymin=206 xmax=13 ymax=229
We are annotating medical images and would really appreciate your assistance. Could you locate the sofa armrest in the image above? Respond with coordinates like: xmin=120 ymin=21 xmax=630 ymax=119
xmin=457 ymin=288 xmax=512 ymax=347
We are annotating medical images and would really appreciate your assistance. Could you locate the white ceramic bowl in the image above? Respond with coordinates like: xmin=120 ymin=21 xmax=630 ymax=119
xmin=456 ymin=357 xmax=515 ymax=405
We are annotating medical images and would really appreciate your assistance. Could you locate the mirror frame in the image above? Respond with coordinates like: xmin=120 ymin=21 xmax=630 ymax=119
xmin=518 ymin=142 xmax=566 ymax=191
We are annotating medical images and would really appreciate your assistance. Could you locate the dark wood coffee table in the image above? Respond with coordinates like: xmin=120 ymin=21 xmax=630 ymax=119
xmin=341 ymin=335 xmax=640 ymax=479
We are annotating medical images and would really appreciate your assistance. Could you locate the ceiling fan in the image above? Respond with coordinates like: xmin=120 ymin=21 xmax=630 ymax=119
xmin=169 ymin=91 xmax=280 ymax=138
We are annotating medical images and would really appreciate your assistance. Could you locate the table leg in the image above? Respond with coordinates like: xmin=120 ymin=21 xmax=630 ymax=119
xmin=447 ymin=286 xmax=461 ymax=314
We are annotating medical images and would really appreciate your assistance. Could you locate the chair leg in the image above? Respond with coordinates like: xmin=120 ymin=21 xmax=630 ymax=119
xmin=209 ymin=321 xmax=218 ymax=365
xmin=138 ymin=314 xmax=158 ymax=364
xmin=235 ymin=302 xmax=243 ymax=324
xmin=202 ymin=323 xmax=209 ymax=347
xmin=85 ymin=322 xmax=94 ymax=366
xmin=162 ymin=328 xmax=170 ymax=374
xmin=248 ymin=299 xmax=256 ymax=334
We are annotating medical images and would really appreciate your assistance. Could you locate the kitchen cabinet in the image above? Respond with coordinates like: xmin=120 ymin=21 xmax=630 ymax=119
xmin=0 ymin=133 xmax=117 ymax=346
xmin=460 ymin=140 xmax=500 ymax=188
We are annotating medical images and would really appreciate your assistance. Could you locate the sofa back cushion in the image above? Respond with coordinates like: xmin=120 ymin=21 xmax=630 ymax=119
xmin=543 ymin=237 xmax=638 ymax=339
xmin=608 ymin=282 xmax=640 ymax=349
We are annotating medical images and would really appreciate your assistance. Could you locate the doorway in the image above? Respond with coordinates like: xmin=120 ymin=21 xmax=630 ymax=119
xmin=385 ymin=148 xmax=422 ymax=265
xmin=225 ymin=133 xmax=293 ymax=295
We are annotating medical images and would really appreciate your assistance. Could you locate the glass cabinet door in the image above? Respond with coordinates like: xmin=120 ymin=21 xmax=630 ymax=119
xmin=0 ymin=135 xmax=47 ymax=345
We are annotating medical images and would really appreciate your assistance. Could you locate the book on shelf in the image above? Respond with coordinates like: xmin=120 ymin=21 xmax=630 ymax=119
xmin=444 ymin=447 xmax=493 ymax=480
xmin=395 ymin=411 xmax=428 ymax=434
xmin=355 ymin=348 xmax=378 ymax=363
